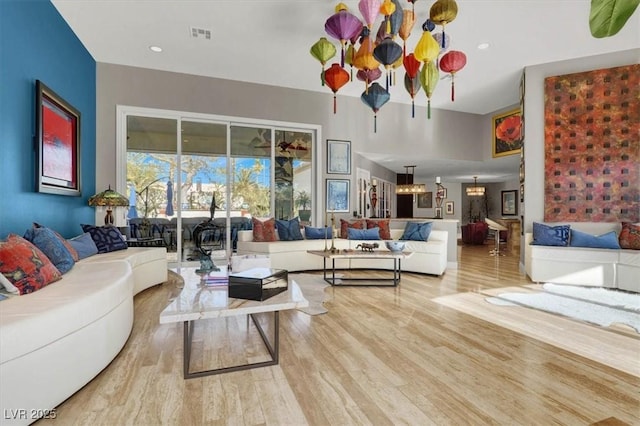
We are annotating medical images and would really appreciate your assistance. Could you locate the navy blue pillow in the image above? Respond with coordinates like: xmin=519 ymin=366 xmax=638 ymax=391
xmin=23 ymin=226 xmax=75 ymax=274
xmin=304 ymin=226 xmax=332 ymax=240
xmin=400 ymin=222 xmax=432 ymax=241
xmin=68 ymin=232 xmax=99 ymax=259
xmin=347 ymin=227 xmax=380 ymax=240
xmin=570 ymin=229 xmax=621 ymax=249
xmin=532 ymin=222 xmax=570 ymax=246
xmin=275 ymin=218 xmax=304 ymax=241
xmin=81 ymin=225 xmax=127 ymax=253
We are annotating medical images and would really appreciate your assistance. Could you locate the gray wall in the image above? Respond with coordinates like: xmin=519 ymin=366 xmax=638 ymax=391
xmin=97 ymin=63 xmax=484 ymax=224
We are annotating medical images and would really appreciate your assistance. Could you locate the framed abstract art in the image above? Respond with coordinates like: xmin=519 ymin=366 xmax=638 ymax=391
xmin=327 ymin=139 xmax=351 ymax=175
xmin=326 ymin=179 xmax=350 ymax=212
xmin=35 ymin=80 xmax=81 ymax=196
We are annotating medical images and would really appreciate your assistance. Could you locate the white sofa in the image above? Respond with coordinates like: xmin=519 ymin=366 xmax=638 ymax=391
xmin=524 ymin=223 xmax=639 ymax=293
xmin=237 ymin=229 xmax=448 ymax=276
xmin=0 ymin=247 xmax=167 ymax=426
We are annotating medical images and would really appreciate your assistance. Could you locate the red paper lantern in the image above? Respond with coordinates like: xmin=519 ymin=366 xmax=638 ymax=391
xmin=403 ymin=53 xmax=421 ymax=79
xmin=439 ymin=50 xmax=466 ymax=101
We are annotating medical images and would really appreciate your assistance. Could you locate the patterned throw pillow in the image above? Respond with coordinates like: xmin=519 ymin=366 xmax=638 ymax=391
xmin=619 ymin=222 xmax=640 ymax=250
xmin=0 ymin=234 xmax=62 ymax=295
xmin=366 ymin=219 xmax=391 ymax=240
xmin=26 ymin=223 xmax=79 ymax=262
xmin=400 ymin=222 xmax=433 ymax=241
xmin=23 ymin=225 xmax=75 ymax=274
xmin=80 ymin=224 xmax=127 ymax=253
xmin=339 ymin=219 xmax=365 ymax=239
xmin=252 ymin=217 xmax=278 ymax=242
xmin=532 ymin=222 xmax=570 ymax=246
xmin=275 ymin=217 xmax=304 ymax=241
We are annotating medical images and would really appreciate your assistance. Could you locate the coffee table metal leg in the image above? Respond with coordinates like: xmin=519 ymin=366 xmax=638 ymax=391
xmin=322 ymin=257 xmax=327 ymax=282
xmin=183 ymin=311 xmax=279 ymax=379
xmin=393 ymin=259 xmax=397 ymax=286
xmin=332 ymin=258 xmax=336 ymax=286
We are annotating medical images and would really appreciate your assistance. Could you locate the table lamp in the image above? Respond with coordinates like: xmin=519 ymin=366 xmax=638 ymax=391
xmin=88 ymin=185 xmax=130 ymax=225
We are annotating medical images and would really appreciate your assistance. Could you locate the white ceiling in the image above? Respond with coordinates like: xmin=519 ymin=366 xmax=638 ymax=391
xmin=51 ymin=0 xmax=639 ymax=183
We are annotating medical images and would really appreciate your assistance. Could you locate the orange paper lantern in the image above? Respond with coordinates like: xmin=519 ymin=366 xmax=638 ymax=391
xmin=324 ymin=63 xmax=350 ymax=113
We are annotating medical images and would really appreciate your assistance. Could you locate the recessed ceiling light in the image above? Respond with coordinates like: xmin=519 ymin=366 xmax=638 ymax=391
xmin=149 ymin=45 xmax=163 ymax=53
xmin=477 ymin=42 xmax=490 ymax=50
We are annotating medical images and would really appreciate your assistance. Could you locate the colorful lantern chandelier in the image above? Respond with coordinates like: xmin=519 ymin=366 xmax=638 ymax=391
xmin=311 ymin=0 xmax=467 ymax=122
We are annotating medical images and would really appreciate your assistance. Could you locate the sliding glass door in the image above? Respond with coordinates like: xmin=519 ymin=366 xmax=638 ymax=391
xmin=119 ymin=107 xmax=318 ymax=267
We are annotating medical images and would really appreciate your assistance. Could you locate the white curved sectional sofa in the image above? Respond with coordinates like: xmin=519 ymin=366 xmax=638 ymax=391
xmin=0 ymin=247 xmax=167 ymax=426
xmin=237 ymin=229 xmax=448 ymax=275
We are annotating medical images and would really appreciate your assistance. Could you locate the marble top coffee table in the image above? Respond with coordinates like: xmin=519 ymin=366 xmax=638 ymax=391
xmin=307 ymin=249 xmax=413 ymax=287
xmin=160 ymin=267 xmax=308 ymax=379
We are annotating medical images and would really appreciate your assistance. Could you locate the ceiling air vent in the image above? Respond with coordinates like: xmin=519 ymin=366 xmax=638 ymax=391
xmin=190 ymin=27 xmax=212 ymax=40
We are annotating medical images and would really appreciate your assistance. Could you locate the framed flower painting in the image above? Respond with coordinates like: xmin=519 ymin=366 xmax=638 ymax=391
xmin=492 ymin=108 xmax=523 ymax=158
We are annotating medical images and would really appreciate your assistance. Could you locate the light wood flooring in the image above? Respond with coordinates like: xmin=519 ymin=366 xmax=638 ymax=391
xmin=38 ymin=244 xmax=639 ymax=425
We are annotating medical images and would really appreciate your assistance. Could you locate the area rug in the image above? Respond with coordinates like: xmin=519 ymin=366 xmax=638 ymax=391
xmin=289 ymin=273 xmax=331 ymax=315
xmin=486 ymin=283 xmax=640 ymax=333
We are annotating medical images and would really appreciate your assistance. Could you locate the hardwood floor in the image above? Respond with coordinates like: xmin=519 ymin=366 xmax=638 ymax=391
xmin=39 ymin=244 xmax=639 ymax=425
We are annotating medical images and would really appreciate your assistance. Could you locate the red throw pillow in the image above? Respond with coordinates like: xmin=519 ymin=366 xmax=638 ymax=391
xmin=366 ymin=219 xmax=391 ymax=240
xmin=252 ymin=217 xmax=277 ymax=242
xmin=0 ymin=234 xmax=62 ymax=295
xmin=619 ymin=222 xmax=640 ymax=250
xmin=340 ymin=219 xmax=365 ymax=239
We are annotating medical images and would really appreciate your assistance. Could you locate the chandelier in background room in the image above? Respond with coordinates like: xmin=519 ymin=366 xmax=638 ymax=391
xmin=396 ymin=165 xmax=427 ymax=194
xmin=310 ymin=0 xmax=467 ymax=131
xmin=466 ymin=176 xmax=486 ymax=197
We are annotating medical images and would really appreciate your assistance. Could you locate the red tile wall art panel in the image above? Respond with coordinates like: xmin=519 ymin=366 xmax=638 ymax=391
xmin=543 ymin=64 xmax=639 ymax=223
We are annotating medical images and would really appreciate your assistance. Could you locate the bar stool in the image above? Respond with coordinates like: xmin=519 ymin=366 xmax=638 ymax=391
xmin=485 ymin=218 xmax=508 ymax=256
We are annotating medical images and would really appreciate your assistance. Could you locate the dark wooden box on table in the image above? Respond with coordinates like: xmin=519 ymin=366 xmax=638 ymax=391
xmin=228 ymin=268 xmax=288 ymax=301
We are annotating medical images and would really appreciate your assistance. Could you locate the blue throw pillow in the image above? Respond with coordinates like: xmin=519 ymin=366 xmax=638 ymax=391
xmin=347 ymin=227 xmax=380 ymax=240
xmin=400 ymin=222 xmax=432 ymax=241
xmin=532 ymin=222 xmax=570 ymax=246
xmin=68 ymin=232 xmax=99 ymax=259
xmin=570 ymin=229 xmax=621 ymax=249
xmin=81 ymin=224 xmax=127 ymax=253
xmin=275 ymin=218 xmax=304 ymax=241
xmin=23 ymin=226 xmax=75 ymax=274
xmin=304 ymin=226 xmax=332 ymax=240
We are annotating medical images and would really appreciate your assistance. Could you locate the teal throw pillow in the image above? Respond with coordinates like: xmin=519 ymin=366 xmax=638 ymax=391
xmin=569 ymin=229 xmax=621 ymax=249
xmin=532 ymin=222 xmax=570 ymax=246
xmin=347 ymin=227 xmax=380 ymax=240
xmin=400 ymin=222 xmax=432 ymax=241
xmin=275 ymin=218 xmax=304 ymax=241
xmin=304 ymin=226 xmax=332 ymax=240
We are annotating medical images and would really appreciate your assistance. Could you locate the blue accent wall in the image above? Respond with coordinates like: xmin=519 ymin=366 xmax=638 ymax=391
xmin=0 ymin=0 xmax=96 ymax=239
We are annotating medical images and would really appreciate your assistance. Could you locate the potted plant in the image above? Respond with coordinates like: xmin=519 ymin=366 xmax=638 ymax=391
xmin=295 ymin=190 xmax=312 ymax=222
